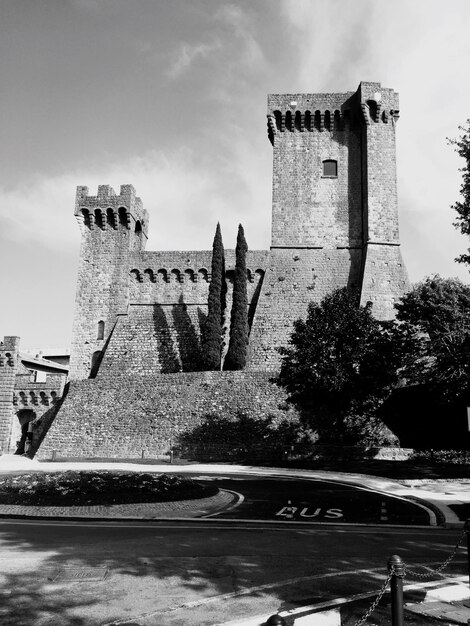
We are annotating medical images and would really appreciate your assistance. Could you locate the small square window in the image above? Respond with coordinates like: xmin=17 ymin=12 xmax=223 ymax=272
xmin=322 ymin=160 xmax=338 ymax=177
xmin=35 ymin=370 xmax=47 ymax=383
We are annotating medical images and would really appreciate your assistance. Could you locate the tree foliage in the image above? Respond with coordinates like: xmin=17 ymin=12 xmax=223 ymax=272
xmin=178 ymin=411 xmax=301 ymax=460
xmin=395 ymin=275 xmax=470 ymax=401
xmin=224 ymin=224 xmax=249 ymax=370
xmin=450 ymin=119 xmax=470 ymax=265
xmin=276 ymin=288 xmax=414 ymax=445
xmin=201 ymin=223 xmax=226 ymax=370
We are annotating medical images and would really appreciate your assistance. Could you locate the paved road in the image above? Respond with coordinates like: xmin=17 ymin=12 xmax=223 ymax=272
xmin=188 ymin=474 xmax=436 ymax=525
xmin=0 ymin=519 xmax=466 ymax=626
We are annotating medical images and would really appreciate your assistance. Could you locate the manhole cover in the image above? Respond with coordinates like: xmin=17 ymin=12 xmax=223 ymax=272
xmin=51 ymin=567 xmax=109 ymax=582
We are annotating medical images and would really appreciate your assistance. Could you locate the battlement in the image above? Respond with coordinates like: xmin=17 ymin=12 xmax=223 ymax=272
xmin=267 ymin=82 xmax=399 ymax=138
xmin=74 ymin=184 xmax=149 ymax=234
xmin=0 ymin=336 xmax=20 ymax=352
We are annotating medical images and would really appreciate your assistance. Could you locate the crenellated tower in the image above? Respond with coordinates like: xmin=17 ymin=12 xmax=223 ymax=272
xmin=247 ymin=81 xmax=409 ymax=370
xmin=0 ymin=336 xmax=20 ymax=452
xmin=69 ymin=184 xmax=149 ymax=379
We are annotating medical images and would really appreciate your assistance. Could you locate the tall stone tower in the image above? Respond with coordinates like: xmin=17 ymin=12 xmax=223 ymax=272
xmin=0 ymin=337 xmax=20 ymax=452
xmin=69 ymin=185 xmax=149 ymax=379
xmin=247 ymin=81 xmax=409 ymax=370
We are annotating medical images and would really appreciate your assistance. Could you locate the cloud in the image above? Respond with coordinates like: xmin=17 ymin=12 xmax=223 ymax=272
xmin=214 ymin=3 xmax=267 ymax=71
xmin=166 ymin=4 xmax=268 ymax=90
xmin=0 ymin=142 xmax=272 ymax=255
xmin=167 ymin=39 xmax=222 ymax=79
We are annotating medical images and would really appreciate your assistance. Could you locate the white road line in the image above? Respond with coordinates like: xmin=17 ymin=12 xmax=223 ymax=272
xmin=203 ymin=489 xmax=245 ymax=517
xmin=0 ymin=519 xmax=462 ymax=533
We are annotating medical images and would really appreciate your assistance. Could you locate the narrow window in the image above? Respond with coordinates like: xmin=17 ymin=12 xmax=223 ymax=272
xmin=322 ymin=159 xmax=337 ymax=177
xmin=97 ymin=320 xmax=105 ymax=340
xmin=90 ymin=350 xmax=102 ymax=378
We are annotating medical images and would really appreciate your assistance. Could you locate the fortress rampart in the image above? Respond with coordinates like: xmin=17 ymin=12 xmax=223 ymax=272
xmin=17 ymin=81 xmax=411 ymax=458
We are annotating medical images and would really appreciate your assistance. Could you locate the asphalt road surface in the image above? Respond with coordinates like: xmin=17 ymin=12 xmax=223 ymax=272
xmin=0 ymin=520 xmax=466 ymax=626
xmin=188 ymin=474 xmax=436 ymax=525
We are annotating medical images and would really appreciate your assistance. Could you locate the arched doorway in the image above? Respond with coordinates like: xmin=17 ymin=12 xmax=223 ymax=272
xmin=15 ymin=409 xmax=36 ymax=455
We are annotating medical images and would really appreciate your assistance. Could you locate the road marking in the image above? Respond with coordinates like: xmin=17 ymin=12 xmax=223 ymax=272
xmin=197 ymin=473 xmax=438 ymax=526
xmin=380 ymin=501 xmax=388 ymax=522
xmin=0 ymin=519 xmax=458 ymax=533
xmin=203 ymin=490 xmax=244 ymax=517
xmin=276 ymin=506 xmax=344 ymax=520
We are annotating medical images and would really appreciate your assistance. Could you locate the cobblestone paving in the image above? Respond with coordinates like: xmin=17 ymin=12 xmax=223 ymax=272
xmin=0 ymin=489 xmax=235 ymax=519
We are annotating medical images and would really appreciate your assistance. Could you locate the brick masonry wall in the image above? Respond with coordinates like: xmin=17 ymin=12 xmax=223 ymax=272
xmin=360 ymin=244 xmax=410 ymax=319
xmin=69 ymin=185 xmax=148 ymax=380
xmin=357 ymin=82 xmax=410 ymax=317
xmin=0 ymin=337 xmax=20 ymax=452
xmin=128 ymin=250 xmax=268 ymax=306
xmin=91 ymin=249 xmax=268 ymax=377
xmin=12 ymin=365 xmax=66 ymax=452
xmin=36 ymin=371 xmax=299 ymax=459
xmin=269 ymin=98 xmax=362 ymax=248
xmin=247 ymin=248 xmax=363 ymax=370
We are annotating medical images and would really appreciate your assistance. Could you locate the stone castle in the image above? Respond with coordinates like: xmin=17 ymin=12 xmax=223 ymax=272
xmin=0 ymin=81 xmax=410 ymax=458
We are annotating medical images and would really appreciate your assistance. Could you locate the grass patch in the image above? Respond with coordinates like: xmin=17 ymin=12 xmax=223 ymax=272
xmin=0 ymin=471 xmax=218 ymax=506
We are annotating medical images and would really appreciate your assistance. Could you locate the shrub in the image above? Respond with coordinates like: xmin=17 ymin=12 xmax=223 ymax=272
xmin=0 ymin=471 xmax=217 ymax=506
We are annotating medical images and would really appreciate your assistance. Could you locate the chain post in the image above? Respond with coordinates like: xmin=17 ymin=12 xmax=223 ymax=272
xmin=265 ymin=615 xmax=286 ymax=626
xmin=388 ymin=555 xmax=405 ymax=626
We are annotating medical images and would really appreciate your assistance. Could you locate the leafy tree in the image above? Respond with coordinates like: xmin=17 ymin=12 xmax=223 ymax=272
xmin=201 ymin=223 xmax=226 ymax=370
xmin=395 ymin=275 xmax=470 ymax=401
xmin=224 ymin=224 xmax=249 ymax=370
xmin=178 ymin=411 xmax=301 ymax=461
xmin=276 ymin=288 xmax=414 ymax=445
xmin=450 ymin=120 xmax=470 ymax=265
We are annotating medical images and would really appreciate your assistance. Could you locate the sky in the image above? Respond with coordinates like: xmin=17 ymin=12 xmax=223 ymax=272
xmin=1 ymin=0 xmax=470 ymax=350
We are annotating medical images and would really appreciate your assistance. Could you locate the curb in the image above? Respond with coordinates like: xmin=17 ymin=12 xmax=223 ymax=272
xmin=217 ymin=577 xmax=470 ymax=626
xmin=0 ymin=488 xmax=239 ymax=521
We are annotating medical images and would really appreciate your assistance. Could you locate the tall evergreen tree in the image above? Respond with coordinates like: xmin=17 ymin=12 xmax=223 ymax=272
xmin=224 ymin=224 xmax=249 ymax=370
xmin=449 ymin=120 xmax=470 ymax=265
xmin=201 ymin=223 xmax=226 ymax=370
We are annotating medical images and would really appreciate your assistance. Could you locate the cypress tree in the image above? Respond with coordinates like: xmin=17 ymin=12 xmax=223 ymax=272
xmin=201 ymin=223 xmax=226 ymax=370
xmin=224 ymin=224 xmax=249 ymax=370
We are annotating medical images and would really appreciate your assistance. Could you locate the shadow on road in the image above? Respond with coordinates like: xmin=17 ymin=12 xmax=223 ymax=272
xmin=0 ymin=522 xmax=466 ymax=626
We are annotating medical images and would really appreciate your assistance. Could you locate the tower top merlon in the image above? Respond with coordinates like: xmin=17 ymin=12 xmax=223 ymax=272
xmin=268 ymin=91 xmax=355 ymax=115
xmin=357 ymin=81 xmax=399 ymax=123
xmin=267 ymin=82 xmax=400 ymax=117
xmin=74 ymin=184 xmax=148 ymax=226
xmin=357 ymin=82 xmax=399 ymax=109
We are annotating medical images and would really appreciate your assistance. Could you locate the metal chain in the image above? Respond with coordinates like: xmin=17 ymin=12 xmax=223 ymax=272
xmin=404 ymin=524 xmax=467 ymax=579
xmin=352 ymin=569 xmax=394 ymax=626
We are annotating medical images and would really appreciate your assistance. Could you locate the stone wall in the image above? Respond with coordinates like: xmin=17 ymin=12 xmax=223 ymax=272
xmin=36 ymin=82 xmax=413 ymax=459
xmin=268 ymin=91 xmax=362 ymax=248
xmin=360 ymin=244 xmax=409 ymax=319
xmin=69 ymin=185 xmax=148 ymax=380
xmin=357 ymin=82 xmax=410 ymax=315
xmin=247 ymin=248 xmax=363 ymax=370
xmin=36 ymin=371 xmax=298 ymax=459
xmin=12 ymin=365 xmax=66 ymax=453
xmin=0 ymin=337 xmax=20 ymax=453
xmin=128 ymin=250 xmax=267 ymax=306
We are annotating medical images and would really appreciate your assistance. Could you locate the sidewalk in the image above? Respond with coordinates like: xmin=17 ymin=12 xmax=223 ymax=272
xmin=0 ymin=454 xmax=469 ymax=625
